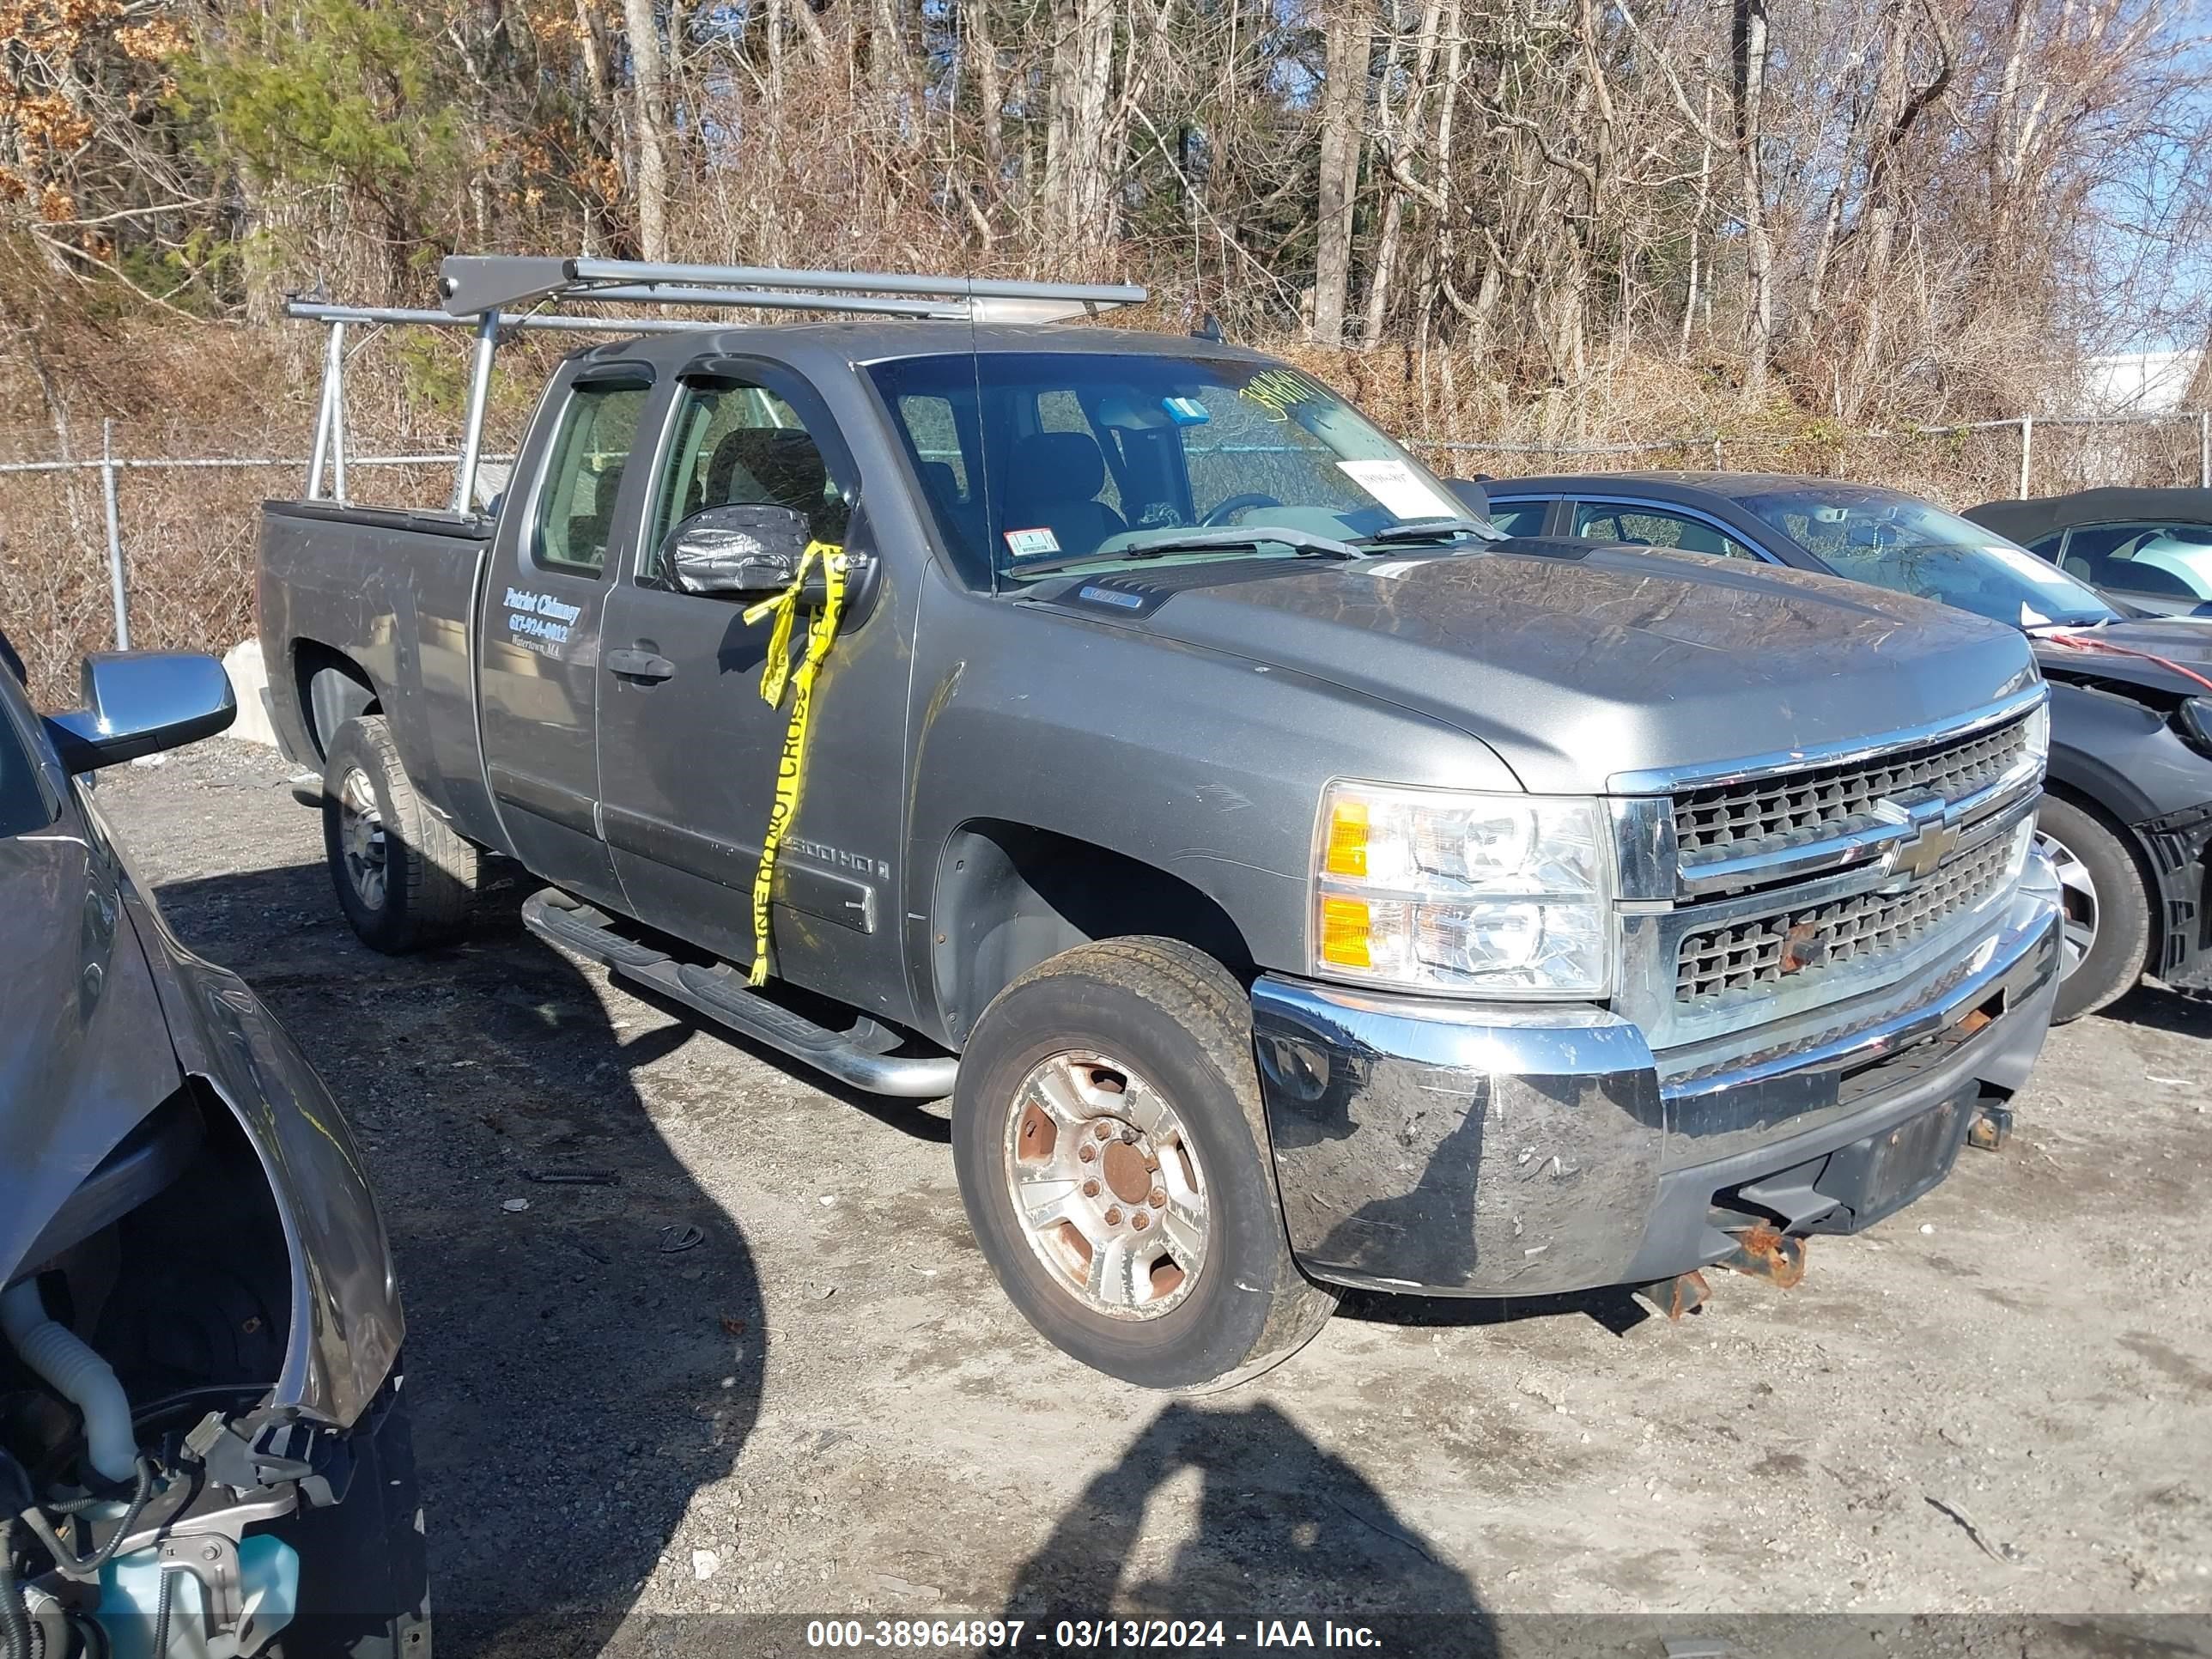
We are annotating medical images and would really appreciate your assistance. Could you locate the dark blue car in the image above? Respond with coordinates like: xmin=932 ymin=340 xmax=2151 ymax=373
xmin=1470 ymin=472 xmax=2212 ymax=1022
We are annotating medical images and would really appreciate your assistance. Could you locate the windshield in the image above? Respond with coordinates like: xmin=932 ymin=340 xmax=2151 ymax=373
xmin=1741 ymin=486 xmax=2120 ymax=629
xmin=0 ymin=694 xmax=54 ymax=839
xmin=2130 ymin=533 xmax=2212 ymax=599
xmin=866 ymin=351 xmax=1489 ymax=586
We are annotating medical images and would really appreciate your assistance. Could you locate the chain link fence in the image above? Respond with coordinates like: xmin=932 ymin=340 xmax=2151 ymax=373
xmin=3 ymin=407 xmax=2207 ymax=708
xmin=1403 ymin=409 xmax=2212 ymax=500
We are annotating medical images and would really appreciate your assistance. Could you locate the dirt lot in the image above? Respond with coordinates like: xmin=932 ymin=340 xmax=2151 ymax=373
xmin=96 ymin=740 xmax=2212 ymax=1657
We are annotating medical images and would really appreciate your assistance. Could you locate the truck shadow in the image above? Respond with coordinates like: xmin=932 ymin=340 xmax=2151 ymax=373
xmin=2102 ymin=980 xmax=2212 ymax=1039
xmin=994 ymin=1400 xmax=1497 ymax=1654
xmin=1336 ymin=1285 xmax=1652 ymax=1336
xmin=141 ymin=859 xmax=763 ymax=1659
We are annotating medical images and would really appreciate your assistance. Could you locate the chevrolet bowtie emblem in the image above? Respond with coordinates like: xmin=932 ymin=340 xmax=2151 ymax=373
xmin=1876 ymin=797 xmax=1959 ymax=882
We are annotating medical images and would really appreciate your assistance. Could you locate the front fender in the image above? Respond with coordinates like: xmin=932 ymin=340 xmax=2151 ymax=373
xmin=2048 ymin=680 xmax=2212 ymax=823
xmin=903 ymin=589 xmax=1517 ymax=1019
xmin=122 ymin=897 xmax=404 ymax=1429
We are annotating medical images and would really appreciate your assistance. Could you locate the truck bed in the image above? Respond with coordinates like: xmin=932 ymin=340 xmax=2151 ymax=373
xmin=256 ymin=500 xmax=506 ymax=848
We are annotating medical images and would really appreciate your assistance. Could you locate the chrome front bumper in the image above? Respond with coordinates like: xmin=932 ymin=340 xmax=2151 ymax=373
xmin=1250 ymin=856 xmax=2062 ymax=1297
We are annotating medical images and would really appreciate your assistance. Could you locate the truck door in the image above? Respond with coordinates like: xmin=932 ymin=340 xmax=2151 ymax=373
xmin=475 ymin=362 xmax=655 ymax=908
xmin=597 ymin=356 xmax=913 ymax=1016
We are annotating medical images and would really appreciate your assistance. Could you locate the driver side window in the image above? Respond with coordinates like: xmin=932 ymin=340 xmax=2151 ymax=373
xmin=1573 ymin=501 xmax=1758 ymax=561
xmin=645 ymin=380 xmax=851 ymax=582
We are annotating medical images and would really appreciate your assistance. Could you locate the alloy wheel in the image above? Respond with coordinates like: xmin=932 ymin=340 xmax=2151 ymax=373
xmin=338 ymin=767 xmax=390 ymax=913
xmin=1001 ymin=1050 xmax=1208 ymax=1321
xmin=2035 ymin=829 xmax=2098 ymax=981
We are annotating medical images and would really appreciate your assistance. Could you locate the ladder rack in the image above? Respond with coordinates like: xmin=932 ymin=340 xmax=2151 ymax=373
xmin=288 ymin=254 xmax=1146 ymax=512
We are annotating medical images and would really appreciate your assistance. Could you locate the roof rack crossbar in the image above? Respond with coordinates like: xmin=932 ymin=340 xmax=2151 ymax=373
xmin=285 ymin=297 xmax=729 ymax=509
xmin=557 ymin=257 xmax=1147 ymax=305
xmin=561 ymin=284 xmax=965 ymax=319
xmin=286 ymin=301 xmax=729 ymax=336
xmin=440 ymin=254 xmax=1145 ymax=317
xmin=286 ymin=252 xmax=1147 ymax=517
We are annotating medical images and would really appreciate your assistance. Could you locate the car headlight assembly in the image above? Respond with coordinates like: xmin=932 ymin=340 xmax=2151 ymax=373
xmin=1312 ymin=782 xmax=1614 ymax=996
xmin=2171 ymin=696 xmax=2212 ymax=763
xmin=2022 ymin=696 xmax=2051 ymax=767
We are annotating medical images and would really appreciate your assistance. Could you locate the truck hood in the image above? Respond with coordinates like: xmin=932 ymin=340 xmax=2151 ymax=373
xmin=1046 ymin=545 xmax=2036 ymax=792
xmin=0 ymin=821 xmax=183 ymax=1287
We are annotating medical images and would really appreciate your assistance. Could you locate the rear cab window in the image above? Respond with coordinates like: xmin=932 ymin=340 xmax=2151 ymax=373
xmin=534 ymin=382 xmax=651 ymax=577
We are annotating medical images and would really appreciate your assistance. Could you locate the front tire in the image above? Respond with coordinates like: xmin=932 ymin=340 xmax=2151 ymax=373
xmin=321 ymin=715 xmax=477 ymax=954
xmin=952 ymin=938 xmax=1337 ymax=1390
xmin=2037 ymin=795 xmax=2153 ymax=1023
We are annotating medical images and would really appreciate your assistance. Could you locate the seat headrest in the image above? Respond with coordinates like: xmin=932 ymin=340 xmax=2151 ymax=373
xmin=1007 ymin=431 xmax=1108 ymax=505
xmin=920 ymin=460 xmax=962 ymax=504
xmin=709 ymin=427 xmax=830 ymax=514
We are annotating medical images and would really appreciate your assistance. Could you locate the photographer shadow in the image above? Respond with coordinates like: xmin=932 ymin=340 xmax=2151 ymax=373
xmin=998 ymin=1400 xmax=1497 ymax=1656
xmin=143 ymin=855 xmax=763 ymax=1659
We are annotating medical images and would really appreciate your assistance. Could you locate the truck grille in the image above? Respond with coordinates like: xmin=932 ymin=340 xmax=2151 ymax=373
xmin=1674 ymin=714 xmax=2032 ymax=869
xmin=1674 ymin=829 xmax=2018 ymax=1006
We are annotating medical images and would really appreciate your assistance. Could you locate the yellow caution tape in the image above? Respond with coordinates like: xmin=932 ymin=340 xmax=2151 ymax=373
xmin=740 ymin=540 xmax=848 ymax=986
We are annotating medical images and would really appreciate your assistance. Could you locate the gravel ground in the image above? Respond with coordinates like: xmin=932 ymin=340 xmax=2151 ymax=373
xmin=95 ymin=740 xmax=2212 ymax=1658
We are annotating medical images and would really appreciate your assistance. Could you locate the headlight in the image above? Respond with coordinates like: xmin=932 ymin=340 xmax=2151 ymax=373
xmin=1312 ymin=782 xmax=1614 ymax=995
xmin=2172 ymin=696 xmax=2212 ymax=762
xmin=2023 ymin=697 xmax=2051 ymax=766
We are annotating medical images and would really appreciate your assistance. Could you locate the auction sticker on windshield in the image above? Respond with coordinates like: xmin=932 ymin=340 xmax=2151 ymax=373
xmin=1336 ymin=458 xmax=1459 ymax=522
xmin=1005 ymin=527 xmax=1060 ymax=557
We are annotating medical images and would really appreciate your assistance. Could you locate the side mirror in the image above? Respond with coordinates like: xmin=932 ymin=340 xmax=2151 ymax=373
xmin=1444 ymin=478 xmax=1491 ymax=520
xmin=46 ymin=652 xmax=235 ymax=774
xmin=663 ymin=504 xmax=817 ymax=598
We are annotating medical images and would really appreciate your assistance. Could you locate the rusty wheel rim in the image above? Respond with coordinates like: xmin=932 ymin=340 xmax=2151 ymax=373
xmin=1002 ymin=1049 xmax=1207 ymax=1322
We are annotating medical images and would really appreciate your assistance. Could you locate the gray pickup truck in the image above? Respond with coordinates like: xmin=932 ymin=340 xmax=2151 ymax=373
xmin=258 ymin=256 xmax=2063 ymax=1389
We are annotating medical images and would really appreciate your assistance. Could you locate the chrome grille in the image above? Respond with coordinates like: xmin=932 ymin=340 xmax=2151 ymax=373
xmin=1674 ymin=715 xmax=2032 ymax=870
xmin=1674 ymin=830 xmax=2018 ymax=1006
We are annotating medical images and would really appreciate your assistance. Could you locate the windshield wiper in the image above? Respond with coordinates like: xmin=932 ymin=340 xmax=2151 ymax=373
xmin=1012 ymin=526 xmax=1364 ymax=576
xmin=1363 ymin=516 xmax=1499 ymax=545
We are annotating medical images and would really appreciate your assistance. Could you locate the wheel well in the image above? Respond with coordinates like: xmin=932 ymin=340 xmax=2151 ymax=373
xmin=2 ymin=1081 xmax=294 ymax=1486
xmin=292 ymin=641 xmax=380 ymax=760
xmin=2040 ymin=780 xmax=2164 ymax=963
xmin=932 ymin=821 xmax=1255 ymax=1046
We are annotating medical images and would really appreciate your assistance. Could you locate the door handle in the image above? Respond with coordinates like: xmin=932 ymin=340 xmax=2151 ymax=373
xmin=605 ymin=647 xmax=676 ymax=682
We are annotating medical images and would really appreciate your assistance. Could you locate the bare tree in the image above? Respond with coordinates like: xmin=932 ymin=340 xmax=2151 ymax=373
xmin=1311 ymin=0 xmax=1368 ymax=344
xmin=620 ymin=0 xmax=672 ymax=259
xmin=1732 ymin=0 xmax=1776 ymax=399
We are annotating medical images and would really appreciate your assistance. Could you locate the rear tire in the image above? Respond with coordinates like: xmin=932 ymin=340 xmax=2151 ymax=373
xmin=952 ymin=937 xmax=1337 ymax=1390
xmin=2038 ymin=794 xmax=2153 ymax=1024
xmin=321 ymin=715 xmax=477 ymax=953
